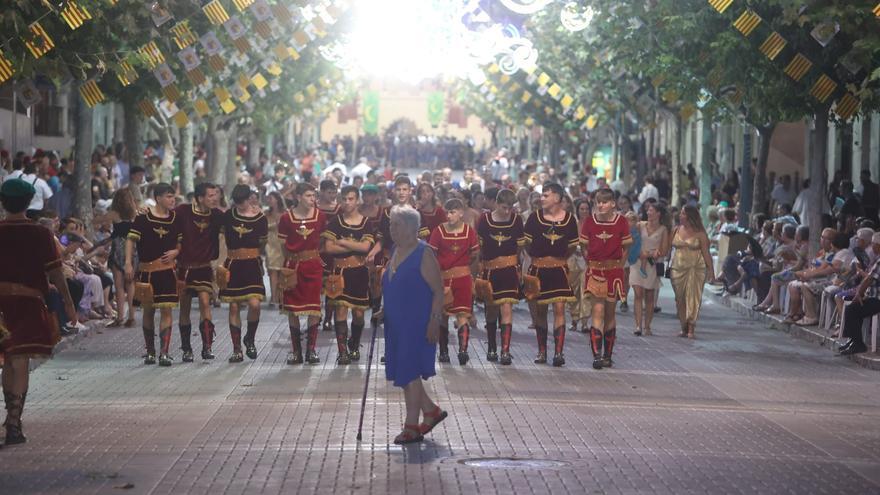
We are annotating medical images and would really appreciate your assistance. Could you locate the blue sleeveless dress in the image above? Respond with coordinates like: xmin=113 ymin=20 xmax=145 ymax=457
xmin=383 ymin=241 xmax=437 ymax=388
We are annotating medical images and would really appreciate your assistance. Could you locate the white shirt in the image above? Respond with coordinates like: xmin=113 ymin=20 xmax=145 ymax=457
xmin=771 ymin=184 xmax=796 ymax=207
xmin=638 ymin=183 xmax=659 ymax=203
xmin=350 ymin=162 xmax=372 ymax=179
xmin=263 ymin=178 xmax=284 ymax=194
xmin=19 ymin=173 xmax=53 ymax=210
xmin=6 ymin=169 xmax=24 ymax=181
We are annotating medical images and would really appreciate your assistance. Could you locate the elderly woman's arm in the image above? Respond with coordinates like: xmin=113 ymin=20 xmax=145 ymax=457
xmin=420 ymin=245 xmax=444 ymax=344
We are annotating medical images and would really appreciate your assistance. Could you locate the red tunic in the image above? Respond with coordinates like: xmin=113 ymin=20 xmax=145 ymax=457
xmin=0 ymin=219 xmax=62 ymax=356
xmin=428 ymin=223 xmax=478 ymax=315
xmin=580 ymin=213 xmax=632 ymax=301
xmin=419 ymin=206 xmax=447 ymax=239
xmin=175 ymin=203 xmax=222 ymax=292
xmin=279 ymin=208 xmax=327 ymax=315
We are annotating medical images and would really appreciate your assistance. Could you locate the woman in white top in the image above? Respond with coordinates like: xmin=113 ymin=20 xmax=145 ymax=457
xmin=630 ymin=203 xmax=670 ymax=336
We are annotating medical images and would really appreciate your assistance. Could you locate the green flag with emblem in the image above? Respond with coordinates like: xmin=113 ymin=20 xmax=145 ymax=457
xmin=362 ymin=90 xmax=379 ymax=135
xmin=427 ymin=92 xmax=444 ymax=127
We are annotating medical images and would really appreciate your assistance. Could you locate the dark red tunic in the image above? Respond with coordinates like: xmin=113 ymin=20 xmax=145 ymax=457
xmin=220 ymin=208 xmax=268 ymax=302
xmin=580 ymin=213 xmax=632 ymax=301
xmin=279 ymin=208 xmax=327 ymax=316
xmin=477 ymin=211 xmax=525 ymax=304
xmin=175 ymin=203 xmax=222 ymax=293
xmin=523 ymin=210 xmax=579 ymax=304
xmin=129 ymin=209 xmax=182 ymax=307
xmin=418 ymin=206 xmax=447 ymax=239
xmin=0 ymin=219 xmax=61 ymax=356
xmin=428 ymin=223 xmax=478 ymax=315
xmin=322 ymin=214 xmax=375 ymax=309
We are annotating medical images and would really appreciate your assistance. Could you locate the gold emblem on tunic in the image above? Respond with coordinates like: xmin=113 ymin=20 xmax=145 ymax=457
xmin=596 ymin=230 xmax=612 ymax=242
xmin=232 ymin=224 xmax=252 ymax=238
xmin=153 ymin=226 xmax=169 ymax=239
xmin=296 ymin=224 xmax=314 ymax=239
xmin=194 ymin=220 xmax=210 ymax=233
xmin=491 ymin=233 xmax=511 ymax=247
xmin=543 ymin=231 xmax=562 ymax=245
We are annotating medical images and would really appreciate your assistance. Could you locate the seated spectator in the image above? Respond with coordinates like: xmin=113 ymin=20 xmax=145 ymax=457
xmin=784 ymin=230 xmax=851 ymax=326
xmin=830 ymin=229 xmax=879 ymax=335
xmin=838 ymin=242 xmax=880 ymax=354
xmin=774 ymin=203 xmax=798 ymax=225
xmin=755 ymin=225 xmax=808 ymax=313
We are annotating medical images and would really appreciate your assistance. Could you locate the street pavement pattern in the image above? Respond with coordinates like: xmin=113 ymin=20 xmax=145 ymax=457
xmin=1 ymin=287 xmax=879 ymax=494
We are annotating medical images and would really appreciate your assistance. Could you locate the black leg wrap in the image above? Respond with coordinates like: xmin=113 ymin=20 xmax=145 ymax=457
xmin=486 ymin=321 xmax=498 ymax=353
xmin=179 ymin=324 xmax=192 ymax=353
xmin=3 ymin=391 xmax=27 ymax=445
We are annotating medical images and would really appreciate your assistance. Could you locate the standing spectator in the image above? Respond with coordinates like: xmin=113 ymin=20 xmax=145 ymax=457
xmin=127 ymin=166 xmax=146 ymax=207
xmin=106 ymin=188 xmax=138 ymax=328
xmin=18 ymin=158 xmax=53 ymax=219
xmin=113 ymin=143 xmax=130 ymax=189
xmin=860 ymin=169 xmax=880 ymax=224
xmin=770 ymin=175 xmax=796 ymax=214
xmin=670 ymin=206 xmax=716 ymax=338
xmin=631 ymin=203 xmax=669 ymax=336
xmin=638 ymin=176 xmax=659 ymax=204
xmin=264 ymin=191 xmax=286 ymax=308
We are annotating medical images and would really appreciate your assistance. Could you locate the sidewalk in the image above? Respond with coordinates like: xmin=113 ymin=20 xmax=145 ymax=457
xmin=1 ymin=287 xmax=879 ymax=494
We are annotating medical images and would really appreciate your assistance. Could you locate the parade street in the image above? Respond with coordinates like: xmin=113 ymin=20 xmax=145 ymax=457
xmin=0 ymin=287 xmax=878 ymax=495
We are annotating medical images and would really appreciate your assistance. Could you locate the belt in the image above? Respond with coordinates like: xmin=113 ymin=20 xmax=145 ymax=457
xmin=589 ymin=259 xmax=624 ymax=270
xmin=0 ymin=281 xmax=43 ymax=300
xmin=139 ymin=259 xmax=175 ymax=272
xmin=442 ymin=265 xmax=471 ymax=280
xmin=227 ymin=248 xmax=260 ymax=260
xmin=531 ymin=256 xmax=567 ymax=269
xmin=178 ymin=262 xmax=212 ymax=269
xmin=483 ymin=255 xmax=518 ymax=271
xmin=286 ymin=249 xmax=320 ymax=263
xmin=334 ymin=255 xmax=365 ymax=269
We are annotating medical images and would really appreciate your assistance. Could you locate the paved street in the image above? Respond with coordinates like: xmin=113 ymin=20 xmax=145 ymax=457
xmin=1 ymin=287 xmax=879 ymax=494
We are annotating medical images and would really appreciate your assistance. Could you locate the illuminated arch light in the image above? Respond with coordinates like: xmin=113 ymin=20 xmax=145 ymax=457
xmin=498 ymin=0 xmax=554 ymax=15
xmin=560 ymin=2 xmax=595 ymax=32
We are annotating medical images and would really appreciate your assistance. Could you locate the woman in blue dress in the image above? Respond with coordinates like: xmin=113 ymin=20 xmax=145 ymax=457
xmin=383 ymin=204 xmax=448 ymax=444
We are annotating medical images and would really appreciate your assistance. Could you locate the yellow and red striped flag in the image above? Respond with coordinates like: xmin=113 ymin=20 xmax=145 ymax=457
xmin=60 ymin=1 xmax=92 ymax=30
xmin=203 ymin=0 xmax=230 ymax=25
xmin=170 ymin=21 xmax=197 ymax=49
xmin=80 ymin=80 xmax=105 ymax=107
xmin=24 ymin=21 xmax=54 ymax=59
xmin=0 ymin=49 xmax=14 ymax=83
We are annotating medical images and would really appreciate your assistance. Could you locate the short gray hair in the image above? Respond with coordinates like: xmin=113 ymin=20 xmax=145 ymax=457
xmin=390 ymin=204 xmax=421 ymax=237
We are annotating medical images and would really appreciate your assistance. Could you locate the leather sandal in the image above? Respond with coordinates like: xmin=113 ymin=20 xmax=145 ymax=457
xmin=393 ymin=424 xmax=424 ymax=445
xmin=419 ymin=406 xmax=448 ymax=435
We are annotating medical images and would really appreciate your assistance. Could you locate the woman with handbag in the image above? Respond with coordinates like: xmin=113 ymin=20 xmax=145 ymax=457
xmin=630 ymin=203 xmax=669 ymax=336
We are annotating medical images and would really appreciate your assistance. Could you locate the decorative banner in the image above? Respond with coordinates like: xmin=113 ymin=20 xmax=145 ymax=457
xmin=207 ymin=54 xmax=226 ymax=72
xmin=172 ymin=110 xmax=190 ymax=128
xmin=194 ymin=98 xmax=211 ymax=117
xmin=60 ymin=1 xmax=92 ymax=30
xmin=24 ymin=22 xmax=54 ymax=59
xmin=138 ymin=41 xmax=165 ymax=69
xmin=219 ymin=98 xmax=236 ymax=114
xmin=758 ymin=32 xmax=786 ymax=60
xmin=0 ymin=50 xmax=15 ymax=83
xmin=200 ymin=32 xmax=223 ymax=55
xmin=224 ymin=16 xmax=247 ymax=39
xmin=251 ymin=0 xmax=274 ymax=21
xmin=154 ymin=63 xmax=177 ymax=87
xmin=251 ymin=72 xmax=268 ymax=90
xmin=80 ymin=80 xmax=105 ymax=107
xmin=138 ymin=99 xmax=158 ymax=118
xmin=783 ymin=53 xmax=812 ymax=82
xmin=427 ymin=92 xmax=444 ymax=127
xmin=162 ymin=84 xmax=181 ymax=102
xmin=186 ymin=69 xmax=207 ymax=86
xmin=809 ymin=74 xmax=836 ymax=102
xmin=17 ymin=80 xmax=42 ymax=108
xmin=116 ymin=60 xmax=138 ymax=86
xmin=203 ymin=0 xmax=230 ymax=25
xmin=733 ymin=10 xmax=761 ymax=37
xmin=708 ymin=0 xmax=733 ymax=13
xmin=149 ymin=2 xmax=173 ymax=27
xmin=170 ymin=21 xmax=197 ymax=49
xmin=834 ymin=93 xmax=860 ymax=121
xmin=178 ymin=47 xmax=201 ymax=71
xmin=362 ymin=90 xmax=379 ymax=135
xmin=233 ymin=0 xmax=255 ymax=12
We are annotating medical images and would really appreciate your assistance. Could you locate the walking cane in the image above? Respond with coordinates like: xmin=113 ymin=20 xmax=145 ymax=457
xmin=356 ymin=319 xmax=380 ymax=441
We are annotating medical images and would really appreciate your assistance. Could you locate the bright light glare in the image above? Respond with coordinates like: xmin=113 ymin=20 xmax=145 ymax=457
xmin=343 ymin=0 xmax=475 ymax=82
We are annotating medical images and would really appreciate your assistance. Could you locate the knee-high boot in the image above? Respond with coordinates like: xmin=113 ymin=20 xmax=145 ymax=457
xmin=438 ymin=325 xmax=450 ymax=362
xmin=552 ymin=326 xmax=566 ymax=367
xmin=179 ymin=323 xmax=193 ymax=362
xmin=158 ymin=327 xmax=173 ymax=366
xmin=457 ymin=323 xmax=470 ymax=365
xmin=602 ymin=327 xmax=616 ymax=368
xmin=348 ymin=320 xmax=364 ymax=360
xmin=143 ymin=326 xmax=156 ymax=364
xmin=305 ymin=324 xmax=320 ymax=364
xmin=198 ymin=320 xmax=215 ymax=360
xmin=534 ymin=326 xmax=548 ymax=364
xmin=334 ymin=320 xmax=350 ymax=364
xmin=499 ymin=323 xmax=513 ymax=365
xmin=287 ymin=325 xmax=303 ymax=365
xmin=3 ymin=391 xmax=27 ymax=445
xmin=228 ymin=324 xmax=243 ymax=363
xmin=590 ymin=327 xmax=604 ymax=370
xmin=485 ymin=320 xmax=498 ymax=361
xmin=244 ymin=320 xmax=259 ymax=359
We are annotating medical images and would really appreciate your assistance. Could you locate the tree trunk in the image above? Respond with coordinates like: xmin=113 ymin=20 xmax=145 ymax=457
xmin=208 ymin=118 xmax=229 ymax=188
xmin=699 ymin=115 xmax=714 ymax=220
xmin=122 ymin=100 xmax=144 ymax=170
xmin=861 ymin=114 xmax=871 ymax=173
xmin=671 ymin=115 xmax=682 ymax=204
xmin=247 ymin=128 xmax=261 ymax=171
xmin=751 ymin=123 xmax=777 ymax=216
xmin=150 ymin=116 xmax=175 ymax=185
xmin=179 ymin=122 xmax=194 ymax=196
xmin=225 ymin=121 xmax=239 ymax=188
xmin=808 ymin=111 xmax=830 ymax=255
xmin=738 ymin=124 xmax=753 ymax=229
xmin=74 ymin=97 xmax=94 ymax=231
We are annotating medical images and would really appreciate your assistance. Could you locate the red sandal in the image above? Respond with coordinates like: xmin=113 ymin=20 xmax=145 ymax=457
xmin=419 ymin=406 xmax=448 ymax=435
xmin=393 ymin=424 xmax=424 ymax=445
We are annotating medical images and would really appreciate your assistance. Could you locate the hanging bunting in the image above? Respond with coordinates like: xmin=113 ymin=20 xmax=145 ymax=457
xmin=138 ymin=41 xmax=165 ymax=69
xmin=17 ymin=80 xmax=42 ymax=108
xmin=200 ymin=32 xmax=223 ymax=55
xmin=547 ymin=83 xmax=562 ymax=99
xmin=80 ymin=80 xmax=106 ymax=107
xmin=251 ymin=0 xmax=274 ymax=21
xmin=560 ymin=94 xmax=574 ymax=109
xmin=203 ymin=0 xmax=231 ymax=25
xmin=162 ymin=84 xmax=182 ymax=102
xmin=834 ymin=93 xmax=860 ymax=121
xmin=783 ymin=53 xmax=812 ymax=82
xmin=758 ymin=32 xmax=786 ymax=60
xmin=170 ymin=21 xmax=198 ymax=49
xmin=233 ymin=38 xmax=251 ymax=54
xmin=187 ymin=68 xmax=207 ymax=86
xmin=224 ymin=16 xmax=247 ymax=39
xmin=60 ymin=1 xmax=92 ymax=30
xmin=115 ymin=60 xmax=138 ymax=86
xmin=733 ymin=10 xmax=761 ymax=37
xmin=24 ymin=21 xmax=55 ymax=59
xmin=214 ymin=87 xmax=232 ymax=102
xmin=178 ymin=47 xmax=201 ymax=71
xmin=219 ymin=98 xmax=237 ymax=114
xmin=207 ymin=54 xmax=226 ymax=72
xmin=172 ymin=111 xmax=190 ymax=128
xmin=0 ymin=50 xmax=15 ymax=83
xmin=251 ymin=72 xmax=268 ymax=90
xmin=138 ymin=99 xmax=158 ymax=118
xmin=809 ymin=74 xmax=836 ymax=102
xmin=233 ymin=0 xmax=255 ymax=12
xmin=154 ymin=63 xmax=177 ymax=88
xmin=194 ymin=98 xmax=211 ymax=117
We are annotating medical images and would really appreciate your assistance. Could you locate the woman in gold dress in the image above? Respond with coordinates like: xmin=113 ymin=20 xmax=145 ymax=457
xmin=670 ymin=206 xmax=716 ymax=338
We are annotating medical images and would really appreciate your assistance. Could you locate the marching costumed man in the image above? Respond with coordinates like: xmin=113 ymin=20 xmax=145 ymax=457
xmin=522 ymin=183 xmax=579 ymax=366
xmin=279 ymin=183 xmax=327 ymax=365
xmin=359 ymin=184 xmax=384 ymax=326
xmin=580 ymin=188 xmax=632 ymax=370
xmin=126 ymin=183 xmax=181 ymax=366
xmin=317 ymin=179 xmax=340 ymax=333
xmin=175 ymin=182 xmax=222 ymax=361
xmin=476 ymin=188 xmax=525 ymax=365
xmin=0 ymin=179 xmax=77 ymax=445
xmin=219 ymin=185 xmax=268 ymax=363
xmin=322 ymin=185 xmax=375 ymax=364
xmin=428 ymin=198 xmax=479 ymax=365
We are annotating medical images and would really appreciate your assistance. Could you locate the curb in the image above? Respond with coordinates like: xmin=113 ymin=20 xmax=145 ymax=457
xmin=707 ymin=290 xmax=880 ymax=371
